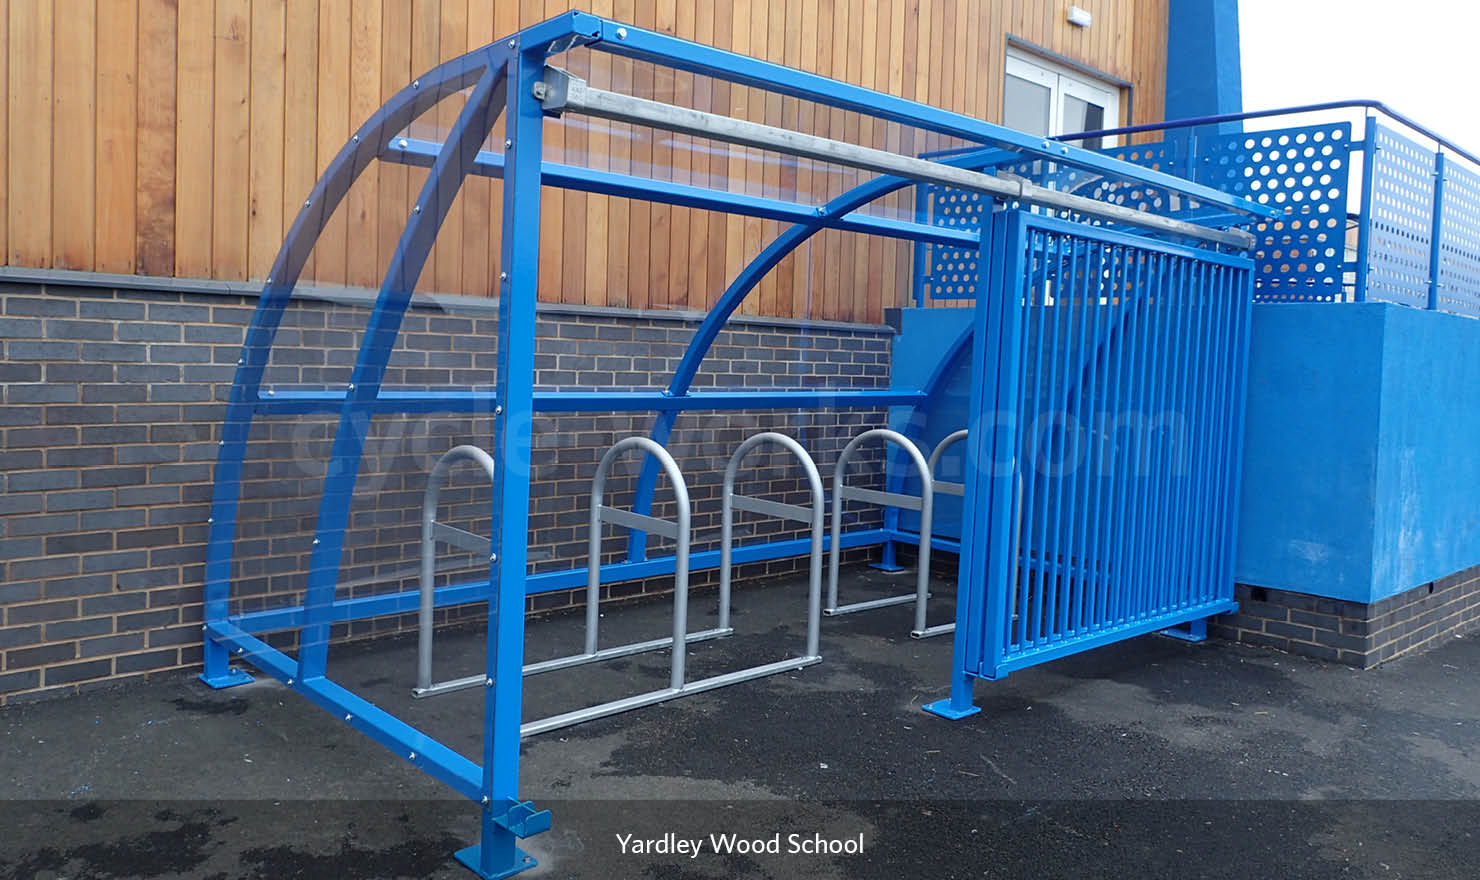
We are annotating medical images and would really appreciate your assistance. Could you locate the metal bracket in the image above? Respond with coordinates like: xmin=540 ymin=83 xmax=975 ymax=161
xmin=533 ymin=68 xmax=572 ymax=116
xmin=491 ymin=798 xmax=553 ymax=839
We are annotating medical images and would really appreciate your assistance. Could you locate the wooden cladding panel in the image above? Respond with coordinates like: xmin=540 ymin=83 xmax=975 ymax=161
xmin=3 ymin=0 xmax=1167 ymax=324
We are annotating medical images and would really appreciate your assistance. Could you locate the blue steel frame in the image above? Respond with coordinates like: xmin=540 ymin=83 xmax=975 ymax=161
xmin=924 ymin=211 xmax=1253 ymax=719
xmin=198 ymin=12 xmax=1268 ymax=879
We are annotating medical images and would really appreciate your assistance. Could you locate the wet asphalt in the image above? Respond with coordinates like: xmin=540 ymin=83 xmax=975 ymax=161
xmin=3 ymin=565 xmax=1480 ymax=879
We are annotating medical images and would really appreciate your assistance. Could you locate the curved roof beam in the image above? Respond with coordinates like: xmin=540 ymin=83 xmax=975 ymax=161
xmin=204 ymin=46 xmax=507 ymax=657
xmin=625 ymin=149 xmax=1002 ymax=561
xmin=295 ymin=51 xmax=511 ymax=677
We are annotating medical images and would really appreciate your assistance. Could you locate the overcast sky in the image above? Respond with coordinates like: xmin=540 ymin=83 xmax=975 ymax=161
xmin=1240 ymin=0 xmax=1479 ymax=150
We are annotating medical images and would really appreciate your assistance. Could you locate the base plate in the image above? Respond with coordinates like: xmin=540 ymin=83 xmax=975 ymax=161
xmin=454 ymin=843 xmax=538 ymax=879
xmin=922 ymin=697 xmax=981 ymax=720
xmin=1159 ymin=622 xmax=1209 ymax=643
xmin=198 ymin=667 xmax=254 ymax=689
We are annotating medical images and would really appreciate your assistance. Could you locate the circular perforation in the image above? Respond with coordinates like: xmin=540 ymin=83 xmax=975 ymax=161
xmin=924 ymin=188 xmax=987 ymax=298
xmin=1365 ymin=125 xmax=1437 ymax=308
xmin=1202 ymin=123 xmax=1352 ymax=302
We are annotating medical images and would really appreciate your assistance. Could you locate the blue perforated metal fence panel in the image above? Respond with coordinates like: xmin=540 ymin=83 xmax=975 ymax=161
xmin=916 ymin=124 xmax=1352 ymax=303
xmin=1366 ymin=125 xmax=1436 ymax=308
xmin=918 ymin=187 xmax=989 ymax=299
xmin=1436 ymin=158 xmax=1480 ymax=316
xmin=1200 ymin=124 xmax=1352 ymax=302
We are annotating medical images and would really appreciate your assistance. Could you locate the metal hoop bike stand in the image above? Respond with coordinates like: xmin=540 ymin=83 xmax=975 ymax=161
xmin=412 ymin=441 xmax=733 ymax=701
xmin=414 ymin=445 xmax=500 ymax=698
xmin=520 ymin=437 xmax=821 ymax=737
xmin=720 ymin=431 xmax=826 ymax=665
xmin=909 ymin=429 xmax=971 ymax=639
xmin=826 ymin=428 xmax=947 ymax=639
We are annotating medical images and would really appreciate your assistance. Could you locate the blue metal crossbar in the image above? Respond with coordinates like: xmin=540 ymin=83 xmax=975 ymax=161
xmin=385 ymin=137 xmax=978 ymax=248
xmin=225 ymin=527 xmax=892 ymax=636
xmin=199 ymin=11 xmax=1265 ymax=879
xmin=251 ymin=388 xmax=928 ymax=415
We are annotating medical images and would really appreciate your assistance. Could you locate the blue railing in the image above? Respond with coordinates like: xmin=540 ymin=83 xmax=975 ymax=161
xmin=929 ymin=209 xmax=1250 ymax=710
xmin=914 ymin=101 xmax=1480 ymax=318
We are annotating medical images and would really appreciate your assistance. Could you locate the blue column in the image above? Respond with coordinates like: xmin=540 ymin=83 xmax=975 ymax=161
xmin=457 ymin=43 xmax=547 ymax=880
xmin=1165 ymin=0 xmax=1243 ymax=133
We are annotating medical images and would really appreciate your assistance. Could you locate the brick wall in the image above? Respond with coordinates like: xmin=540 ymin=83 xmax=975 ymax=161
xmin=0 ymin=281 xmax=895 ymax=704
xmin=1211 ymin=570 xmax=1480 ymax=667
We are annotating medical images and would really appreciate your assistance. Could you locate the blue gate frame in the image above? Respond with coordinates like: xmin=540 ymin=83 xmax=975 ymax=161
xmin=195 ymin=11 xmax=1272 ymax=878
xmin=927 ymin=210 xmax=1253 ymax=720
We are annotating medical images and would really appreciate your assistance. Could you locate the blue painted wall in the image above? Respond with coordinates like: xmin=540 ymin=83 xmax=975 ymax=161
xmin=1237 ymin=303 xmax=1480 ymax=603
xmin=1165 ymin=0 xmax=1243 ymax=129
xmin=887 ymin=307 xmax=973 ymax=541
xmin=1369 ymin=305 xmax=1480 ymax=599
xmin=1235 ymin=304 xmax=1383 ymax=602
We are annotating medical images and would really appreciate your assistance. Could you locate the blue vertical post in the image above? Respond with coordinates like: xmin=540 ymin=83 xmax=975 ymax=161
xmin=924 ymin=210 xmax=1019 ymax=720
xmin=456 ymin=44 xmax=545 ymax=880
xmin=1429 ymin=149 xmax=1446 ymax=310
xmin=1354 ymin=115 xmax=1378 ymax=302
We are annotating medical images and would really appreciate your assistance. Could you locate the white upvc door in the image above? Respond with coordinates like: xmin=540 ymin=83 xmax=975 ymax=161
xmin=1003 ymin=52 xmax=1120 ymax=150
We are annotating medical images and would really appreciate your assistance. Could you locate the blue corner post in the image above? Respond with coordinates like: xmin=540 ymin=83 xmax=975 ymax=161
xmin=924 ymin=212 xmax=1017 ymax=722
xmin=456 ymin=36 xmax=556 ymax=880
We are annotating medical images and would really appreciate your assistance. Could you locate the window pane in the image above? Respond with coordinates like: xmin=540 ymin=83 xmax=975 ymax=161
xmin=1004 ymin=73 xmax=1051 ymax=137
xmin=1060 ymin=94 xmax=1106 ymax=149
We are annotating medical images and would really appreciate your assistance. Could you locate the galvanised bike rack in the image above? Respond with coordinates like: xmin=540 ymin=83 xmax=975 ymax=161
xmin=825 ymin=428 xmax=951 ymax=639
xmin=720 ymin=432 xmax=826 ymax=665
xmin=892 ymin=428 xmax=973 ymax=640
xmin=415 ymin=446 xmax=499 ymax=699
xmin=519 ymin=437 xmax=695 ymax=737
xmin=196 ymin=10 xmax=1274 ymax=877
xmin=519 ymin=436 xmax=822 ymax=738
xmin=413 ymin=439 xmax=732 ymax=702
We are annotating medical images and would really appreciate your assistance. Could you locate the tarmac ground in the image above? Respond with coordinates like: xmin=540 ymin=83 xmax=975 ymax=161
xmin=3 ymin=565 xmax=1479 ymax=879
